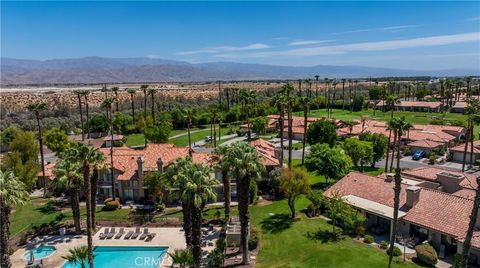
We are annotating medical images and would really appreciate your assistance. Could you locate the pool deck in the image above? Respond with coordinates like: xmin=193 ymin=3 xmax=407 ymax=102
xmin=11 ymin=227 xmax=219 ymax=268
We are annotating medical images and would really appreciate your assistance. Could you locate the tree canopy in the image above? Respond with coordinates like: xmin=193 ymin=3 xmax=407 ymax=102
xmin=343 ymin=138 xmax=374 ymax=172
xmin=280 ymin=168 xmax=310 ymax=218
xmin=358 ymin=132 xmax=388 ymax=167
xmin=305 ymin=143 xmax=352 ymax=183
xmin=45 ymin=128 xmax=72 ymax=154
xmin=306 ymin=119 xmax=337 ymax=147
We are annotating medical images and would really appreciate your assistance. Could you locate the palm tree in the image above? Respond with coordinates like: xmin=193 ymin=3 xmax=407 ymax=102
xmin=184 ymin=108 xmax=195 ymax=153
xmin=211 ymin=146 xmax=232 ymax=221
xmin=111 ymin=87 xmax=120 ymax=112
xmin=148 ymin=88 xmax=158 ymax=119
xmin=27 ymin=102 xmax=47 ymax=196
xmin=324 ymin=78 xmax=330 ymax=113
xmin=127 ymin=89 xmax=136 ymax=122
xmin=140 ymin=84 xmax=149 ymax=119
xmin=169 ymin=249 xmax=194 ymax=268
xmin=101 ymin=98 xmax=116 ymax=198
xmin=239 ymin=89 xmax=256 ymax=142
xmin=81 ymin=91 xmax=91 ymax=139
xmin=387 ymin=117 xmax=412 ymax=268
xmin=223 ymin=142 xmax=265 ymax=264
xmin=180 ymin=159 xmax=218 ymax=267
xmin=384 ymin=95 xmax=400 ymax=172
xmin=282 ymin=84 xmax=295 ymax=168
xmin=341 ymin=79 xmax=346 ymax=110
xmin=53 ymin=157 xmax=83 ymax=233
xmin=73 ymin=90 xmax=86 ymax=141
xmin=0 ymin=170 xmax=29 ymax=268
xmin=299 ymin=97 xmax=309 ymax=166
xmin=314 ymin=75 xmax=320 ymax=97
xmin=273 ymin=91 xmax=286 ymax=164
xmin=462 ymin=98 xmax=480 ymax=171
xmin=62 ymin=246 xmax=89 ymax=268
xmin=71 ymin=144 xmax=105 ymax=268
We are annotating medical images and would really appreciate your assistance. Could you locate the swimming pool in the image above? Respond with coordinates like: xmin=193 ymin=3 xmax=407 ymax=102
xmin=24 ymin=246 xmax=56 ymax=260
xmin=61 ymin=246 xmax=168 ymax=268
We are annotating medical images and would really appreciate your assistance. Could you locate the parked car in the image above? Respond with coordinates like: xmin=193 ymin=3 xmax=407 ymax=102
xmin=412 ymin=151 xmax=426 ymax=160
xmin=204 ymin=136 xmax=213 ymax=142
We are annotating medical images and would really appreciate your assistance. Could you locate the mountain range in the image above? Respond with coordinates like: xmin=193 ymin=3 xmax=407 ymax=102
xmin=1 ymin=57 xmax=478 ymax=85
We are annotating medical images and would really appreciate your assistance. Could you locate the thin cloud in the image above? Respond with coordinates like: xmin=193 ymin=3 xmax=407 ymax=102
xmin=215 ymin=32 xmax=480 ymax=58
xmin=335 ymin=25 xmax=419 ymax=35
xmin=176 ymin=43 xmax=270 ymax=55
xmin=465 ymin=16 xmax=480 ymax=22
xmin=288 ymin=40 xmax=335 ymax=46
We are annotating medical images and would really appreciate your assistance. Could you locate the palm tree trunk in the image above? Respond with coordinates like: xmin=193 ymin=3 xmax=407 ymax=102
xmin=0 ymin=199 xmax=12 ymax=268
xmin=36 ymin=113 xmax=47 ymax=197
xmin=187 ymin=118 xmax=192 ymax=153
xmin=181 ymin=202 xmax=193 ymax=247
xmin=151 ymin=94 xmax=155 ymax=119
xmin=469 ymin=124 xmax=474 ymax=168
xmin=90 ymin=168 xmax=99 ymax=230
xmin=462 ymin=121 xmax=470 ymax=172
xmin=389 ymin=131 xmax=396 ymax=172
xmin=301 ymin=106 xmax=308 ymax=166
xmin=84 ymin=96 xmax=90 ymax=139
xmin=191 ymin=206 xmax=202 ymax=268
xmin=77 ymin=95 xmax=85 ymax=141
xmin=288 ymin=197 xmax=296 ymax=219
xmin=288 ymin=98 xmax=293 ymax=168
xmin=388 ymin=130 xmax=402 ymax=268
xmin=461 ymin=176 xmax=480 ymax=268
xmin=109 ymin=107 xmax=115 ymax=199
xmin=223 ymin=172 xmax=231 ymax=221
xmin=385 ymin=130 xmax=392 ymax=172
xmin=83 ymin=161 xmax=94 ymax=268
xmin=114 ymin=92 xmax=119 ymax=112
xmin=70 ymin=187 xmax=81 ymax=233
xmin=279 ymin=110 xmax=285 ymax=165
xmin=130 ymin=94 xmax=135 ymax=122
xmin=238 ymin=176 xmax=251 ymax=264
xmin=342 ymin=81 xmax=345 ymax=110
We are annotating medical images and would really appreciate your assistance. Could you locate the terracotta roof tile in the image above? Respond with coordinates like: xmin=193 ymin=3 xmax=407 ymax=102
xmin=38 ymin=163 xmax=56 ymax=180
xmin=250 ymin=138 xmax=280 ymax=166
xmin=408 ymin=140 xmax=443 ymax=149
xmin=449 ymin=140 xmax=480 ymax=154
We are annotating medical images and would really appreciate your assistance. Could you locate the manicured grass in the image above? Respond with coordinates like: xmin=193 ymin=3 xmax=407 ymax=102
xmin=125 ymin=133 xmax=145 ymax=147
xmin=169 ymin=128 xmax=212 ymax=147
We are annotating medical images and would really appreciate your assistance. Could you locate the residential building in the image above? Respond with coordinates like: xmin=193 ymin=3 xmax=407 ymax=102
xmin=408 ymin=140 xmax=444 ymax=155
xmin=376 ymin=101 xmax=442 ymax=112
xmin=325 ymin=167 xmax=479 ymax=265
xmin=449 ymin=140 xmax=480 ymax=165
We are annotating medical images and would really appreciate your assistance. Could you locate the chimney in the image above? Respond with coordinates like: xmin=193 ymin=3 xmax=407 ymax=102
xmin=157 ymin=157 xmax=164 ymax=172
xmin=136 ymin=157 xmax=144 ymax=179
xmin=406 ymin=186 xmax=421 ymax=208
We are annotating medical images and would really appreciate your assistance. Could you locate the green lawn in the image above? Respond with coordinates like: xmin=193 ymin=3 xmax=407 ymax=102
xmin=125 ymin=133 xmax=146 ymax=147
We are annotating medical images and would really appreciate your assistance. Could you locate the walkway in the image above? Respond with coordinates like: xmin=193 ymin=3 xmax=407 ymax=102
xmin=168 ymin=129 xmax=206 ymax=140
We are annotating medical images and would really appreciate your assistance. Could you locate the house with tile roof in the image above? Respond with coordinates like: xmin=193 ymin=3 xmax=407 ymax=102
xmin=325 ymin=170 xmax=480 ymax=265
xmin=449 ymin=140 xmax=480 ymax=165
xmin=376 ymin=101 xmax=443 ymax=112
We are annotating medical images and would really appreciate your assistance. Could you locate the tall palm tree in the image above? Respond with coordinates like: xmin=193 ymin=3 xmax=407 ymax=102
xmin=179 ymin=159 xmax=218 ymax=267
xmin=0 ymin=170 xmax=29 ymax=268
xmin=462 ymin=98 xmax=480 ymax=171
xmin=314 ymin=75 xmax=320 ymax=97
xmin=140 ymin=84 xmax=149 ymax=119
xmin=211 ymin=146 xmax=231 ymax=221
xmin=283 ymin=84 xmax=295 ymax=168
xmin=101 ymin=98 xmax=116 ymax=198
xmin=27 ymin=102 xmax=47 ymax=196
xmin=71 ymin=144 xmax=105 ymax=268
xmin=384 ymin=95 xmax=401 ymax=172
xmin=341 ymin=79 xmax=346 ymax=110
xmin=223 ymin=142 xmax=265 ymax=264
xmin=62 ymin=246 xmax=89 ymax=268
xmin=53 ymin=157 xmax=83 ymax=233
xmin=324 ymin=78 xmax=330 ymax=113
xmin=127 ymin=89 xmax=136 ymax=122
xmin=239 ymin=89 xmax=256 ymax=142
xmin=81 ymin=91 xmax=91 ymax=139
xmin=111 ymin=87 xmax=120 ymax=112
xmin=73 ymin=90 xmax=85 ymax=141
xmin=184 ymin=108 xmax=195 ymax=154
xmin=148 ymin=88 xmax=158 ymax=119
xmin=273 ymin=91 xmax=286 ymax=164
xmin=387 ymin=117 xmax=412 ymax=268
xmin=348 ymin=79 xmax=353 ymax=113
xmin=299 ymin=96 xmax=309 ymax=166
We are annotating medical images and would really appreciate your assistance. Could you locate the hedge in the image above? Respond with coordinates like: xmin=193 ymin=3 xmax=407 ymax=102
xmin=415 ymin=244 xmax=438 ymax=266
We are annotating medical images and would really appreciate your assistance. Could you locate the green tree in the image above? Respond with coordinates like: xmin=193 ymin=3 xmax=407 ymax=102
xmin=239 ymin=89 xmax=257 ymax=142
xmin=326 ymin=191 xmax=354 ymax=237
xmin=211 ymin=145 xmax=232 ymax=221
xmin=148 ymin=88 xmax=158 ymax=118
xmin=306 ymin=119 xmax=337 ymax=147
xmin=305 ymin=143 xmax=352 ymax=183
xmin=62 ymin=246 xmax=89 ymax=268
xmin=251 ymin=116 xmax=268 ymax=135
xmin=85 ymin=114 xmax=109 ymax=133
xmin=273 ymin=91 xmax=287 ymax=164
xmin=141 ymin=84 xmax=149 ymax=119
xmin=359 ymin=132 xmax=389 ymax=167
xmin=183 ymin=108 xmax=196 ymax=152
xmin=127 ymin=88 xmax=137 ymax=122
xmin=223 ymin=142 xmax=264 ymax=264
xmin=1 ymin=131 xmax=40 ymax=190
xmin=0 ymin=126 xmax=19 ymax=147
xmin=279 ymin=168 xmax=310 ymax=218
xmin=111 ymin=87 xmax=120 ymax=112
xmin=298 ymin=96 xmax=310 ymax=165
xmin=112 ymin=112 xmax=130 ymax=134
xmin=307 ymin=189 xmax=324 ymax=217
xmin=27 ymin=102 xmax=47 ymax=196
xmin=143 ymin=120 xmax=172 ymax=143
xmin=45 ymin=128 xmax=72 ymax=154
xmin=0 ymin=170 xmax=29 ymax=268
xmin=53 ymin=155 xmax=83 ymax=233
xmin=169 ymin=249 xmax=194 ymax=268
xmin=73 ymin=90 xmax=86 ymax=141
xmin=343 ymin=138 xmax=374 ymax=172
xmin=145 ymin=171 xmax=171 ymax=205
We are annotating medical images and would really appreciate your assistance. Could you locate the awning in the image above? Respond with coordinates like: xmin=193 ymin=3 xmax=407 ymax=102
xmin=343 ymin=195 xmax=406 ymax=220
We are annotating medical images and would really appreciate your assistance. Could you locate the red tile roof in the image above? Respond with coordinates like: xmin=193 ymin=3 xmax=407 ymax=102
xmin=408 ymin=140 xmax=443 ymax=149
xmin=449 ymin=140 xmax=480 ymax=154
xmin=395 ymin=101 xmax=441 ymax=109
xmin=402 ymin=166 xmax=478 ymax=190
xmin=38 ymin=163 xmax=56 ymax=180
xmin=250 ymin=139 xmax=280 ymax=166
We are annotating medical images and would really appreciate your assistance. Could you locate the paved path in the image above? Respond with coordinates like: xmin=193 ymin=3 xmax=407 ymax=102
xmin=168 ymin=129 xmax=207 ymax=140
xmin=193 ymin=134 xmax=238 ymax=147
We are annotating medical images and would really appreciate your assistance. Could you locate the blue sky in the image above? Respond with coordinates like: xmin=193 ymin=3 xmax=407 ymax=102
xmin=1 ymin=1 xmax=480 ymax=70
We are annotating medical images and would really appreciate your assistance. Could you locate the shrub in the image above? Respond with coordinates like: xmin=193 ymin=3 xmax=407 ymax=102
xmin=103 ymin=198 xmax=120 ymax=211
xmin=355 ymin=226 xmax=366 ymax=237
xmin=403 ymin=147 xmax=411 ymax=156
xmin=428 ymin=153 xmax=436 ymax=165
xmin=475 ymin=159 xmax=480 ymax=167
xmin=387 ymin=245 xmax=402 ymax=257
xmin=380 ymin=240 xmax=388 ymax=249
xmin=446 ymin=152 xmax=453 ymax=162
xmin=248 ymin=226 xmax=259 ymax=251
xmin=363 ymin=235 xmax=374 ymax=244
xmin=156 ymin=202 xmax=165 ymax=212
xmin=415 ymin=244 xmax=438 ymax=266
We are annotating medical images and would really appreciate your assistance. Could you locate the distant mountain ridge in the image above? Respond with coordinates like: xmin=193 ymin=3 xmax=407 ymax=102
xmin=1 ymin=57 xmax=478 ymax=85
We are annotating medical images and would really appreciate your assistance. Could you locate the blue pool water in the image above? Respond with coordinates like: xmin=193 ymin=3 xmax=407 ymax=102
xmin=24 ymin=246 xmax=57 ymax=260
xmin=62 ymin=246 xmax=168 ymax=268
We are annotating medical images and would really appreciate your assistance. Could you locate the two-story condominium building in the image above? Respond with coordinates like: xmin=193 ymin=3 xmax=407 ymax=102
xmin=325 ymin=167 xmax=479 ymax=265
